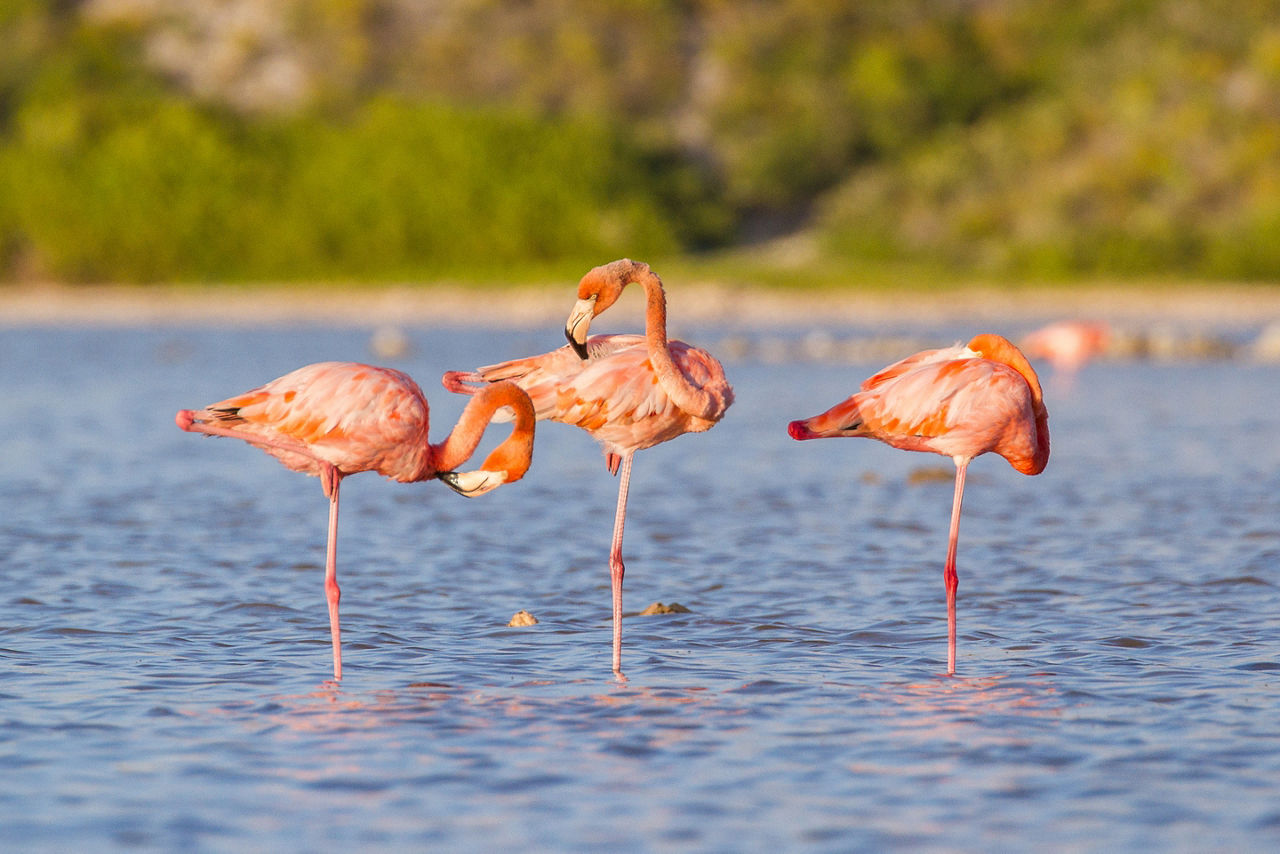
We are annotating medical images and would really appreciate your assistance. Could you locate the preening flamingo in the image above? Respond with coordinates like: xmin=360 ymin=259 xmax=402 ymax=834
xmin=788 ymin=334 xmax=1049 ymax=675
xmin=1021 ymin=320 xmax=1109 ymax=376
xmin=444 ymin=259 xmax=734 ymax=675
xmin=176 ymin=361 xmax=536 ymax=681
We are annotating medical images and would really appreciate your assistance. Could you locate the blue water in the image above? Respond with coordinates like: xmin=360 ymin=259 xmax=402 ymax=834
xmin=2 ymin=322 xmax=1278 ymax=851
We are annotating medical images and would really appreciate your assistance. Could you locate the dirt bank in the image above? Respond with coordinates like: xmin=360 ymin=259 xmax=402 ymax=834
xmin=2 ymin=281 xmax=1277 ymax=329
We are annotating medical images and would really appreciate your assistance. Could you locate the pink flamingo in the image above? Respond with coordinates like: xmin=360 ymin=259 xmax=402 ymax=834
xmin=176 ymin=361 xmax=536 ymax=681
xmin=1021 ymin=320 xmax=1109 ymax=376
xmin=445 ymin=259 xmax=734 ymax=675
xmin=788 ymin=334 xmax=1049 ymax=675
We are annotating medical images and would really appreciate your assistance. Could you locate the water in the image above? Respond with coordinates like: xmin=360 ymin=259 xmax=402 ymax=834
xmin=2 ymin=323 xmax=1278 ymax=851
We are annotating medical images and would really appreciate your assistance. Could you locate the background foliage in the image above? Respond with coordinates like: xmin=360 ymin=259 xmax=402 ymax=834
xmin=2 ymin=0 xmax=1279 ymax=283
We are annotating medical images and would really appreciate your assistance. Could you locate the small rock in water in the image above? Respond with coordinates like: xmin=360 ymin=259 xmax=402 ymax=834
xmin=507 ymin=609 xmax=538 ymax=627
xmin=638 ymin=602 xmax=692 ymax=616
xmin=907 ymin=465 xmax=954 ymax=485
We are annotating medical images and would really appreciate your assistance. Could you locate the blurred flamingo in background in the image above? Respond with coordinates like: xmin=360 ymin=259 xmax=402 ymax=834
xmin=176 ymin=361 xmax=536 ymax=681
xmin=1021 ymin=320 xmax=1109 ymax=378
xmin=445 ymin=259 xmax=733 ymax=676
xmin=788 ymin=334 xmax=1049 ymax=675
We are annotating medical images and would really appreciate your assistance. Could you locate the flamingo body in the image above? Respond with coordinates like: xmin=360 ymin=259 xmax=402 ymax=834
xmin=788 ymin=334 xmax=1048 ymax=674
xmin=451 ymin=334 xmax=728 ymax=459
xmin=177 ymin=361 xmax=536 ymax=680
xmin=445 ymin=259 xmax=732 ymax=675
xmin=185 ymin=362 xmax=436 ymax=483
xmin=790 ymin=339 xmax=1047 ymax=474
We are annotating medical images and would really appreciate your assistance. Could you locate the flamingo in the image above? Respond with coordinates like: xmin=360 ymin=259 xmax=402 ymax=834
xmin=444 ymin=258 xmax=734 ymax=675
xmin=176 ymin=361 xmax=537 ymax=681
xmin=1021 ymin=320 xmax=1109 ymax=377
xmin=787 ymin=334 xmax=1049 ymax=675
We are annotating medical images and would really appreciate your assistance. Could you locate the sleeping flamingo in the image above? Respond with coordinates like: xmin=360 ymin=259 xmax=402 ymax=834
xmin=176 ymin=361 xmax=536 ymax=681
xmin=788 ymin=334 xmax=1049 ymax=675
xmin=445 ymin=259 xmax=734 ymax=675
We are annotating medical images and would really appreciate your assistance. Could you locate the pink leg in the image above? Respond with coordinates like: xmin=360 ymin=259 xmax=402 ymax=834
xmin=322 ymin=466 xmax=343 ymax=681
xmin=944 ymin=459 xmax=969 ymax=676
xmin=609 ymin=453 xmax=634 ymax=677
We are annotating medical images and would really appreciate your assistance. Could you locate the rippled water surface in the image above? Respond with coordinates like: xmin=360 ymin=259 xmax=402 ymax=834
xmin=3 ymin=323 xmax=1279 ymax=851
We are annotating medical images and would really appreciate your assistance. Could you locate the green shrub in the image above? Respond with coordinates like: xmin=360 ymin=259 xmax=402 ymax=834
xmin=6 ymin=1 xmax=1280 ymax=282
xmin=0 ymin=93 xmax=678 ymax=281
xmin=819 ymin=2 xmax=1280 ymax=280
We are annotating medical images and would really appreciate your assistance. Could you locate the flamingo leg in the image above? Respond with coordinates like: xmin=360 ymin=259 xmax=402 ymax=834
xmin=609 ymin=452 xmax=634 ymax=677
xmin=321 ymin=465 xmax=343 ymax=681
xmin=944 ymin=458 xmax=969 ymax=676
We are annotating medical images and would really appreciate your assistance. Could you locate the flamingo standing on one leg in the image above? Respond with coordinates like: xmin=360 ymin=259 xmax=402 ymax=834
xmin=176 ymin=361 xmax=537 ymax=681
xmin=444 ymin=259 xmax=734 ymax=676
xmin=787 ymin=334 xmax=1049 ymax=676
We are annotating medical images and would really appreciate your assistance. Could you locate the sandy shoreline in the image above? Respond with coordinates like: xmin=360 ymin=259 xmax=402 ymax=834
xmin=2 ymin=281 xmax=1278 ymax=329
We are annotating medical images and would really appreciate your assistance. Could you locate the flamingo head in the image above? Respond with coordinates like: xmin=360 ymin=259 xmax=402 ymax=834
xmin=787 ymin=419 xmax=817 ymax=440
xmin=438 ymin=468 xmax=509 ymax=498
xmin=787 ymin=396 xmax=864 ymax=441
xmin=438 ymin=435 xmax=533 ymax=497
xmin=565 ymin=258 xmax=654 ymax=359
xmin=565 ymin=294 xmax=597 ymax=359
xmin=437 ymin=389 xmax=535 ymax=497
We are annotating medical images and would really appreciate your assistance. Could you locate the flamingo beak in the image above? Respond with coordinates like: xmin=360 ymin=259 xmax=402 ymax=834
xmin=438 ymin=469 xmax=508 ymax=498
xmin=788 ymin=397 xmax=864 ymax=440
xmin=787 ymin=420 xmax=819 ymax=440
xmin=565 ymin=296 xmax=597 ymax=360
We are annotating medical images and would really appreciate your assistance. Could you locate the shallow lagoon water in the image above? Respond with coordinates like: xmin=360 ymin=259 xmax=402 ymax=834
xmin=2 ymin=323 xmax=1279 ymax=851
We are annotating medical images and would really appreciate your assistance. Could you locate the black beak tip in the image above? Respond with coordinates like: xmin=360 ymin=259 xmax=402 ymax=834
xmin=567 ymin=333 xmax=589 ymax=361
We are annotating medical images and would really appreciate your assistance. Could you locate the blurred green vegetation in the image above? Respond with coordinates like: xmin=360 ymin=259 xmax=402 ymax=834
xmin=2 ymin=0 xmax=1279 ymax=284
xmin=818 ymin=0 xmax=1280 ymax=281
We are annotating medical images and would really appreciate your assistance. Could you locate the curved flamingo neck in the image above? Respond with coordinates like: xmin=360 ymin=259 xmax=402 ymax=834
xmin=968 ymin=333 xmax=1050 ymax=475
xmin=431 ymin=382 xmax=535 ymax=476
xmin=628 ymin=266 xmax=722 ymax=421
xmin=967 ymin=333 xmax=1043 ymax=407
